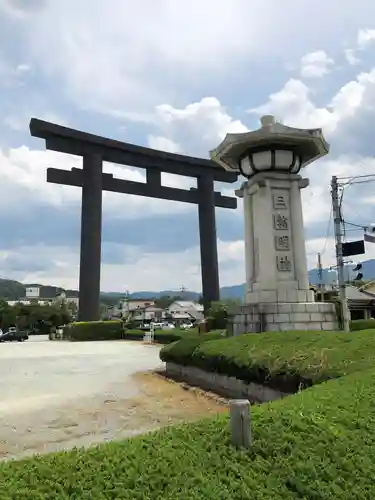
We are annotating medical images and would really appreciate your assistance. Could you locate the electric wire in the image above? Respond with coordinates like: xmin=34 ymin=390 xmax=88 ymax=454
xmin=320 ymin=208 xmax=333 ymax=256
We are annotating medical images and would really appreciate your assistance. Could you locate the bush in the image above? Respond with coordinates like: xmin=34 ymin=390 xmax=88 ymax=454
xmin=161 ymin=329 xmax=375 ymax=392
xmin=350 ymin=318 xmax=375 ymax=331
xmin=206 ymin=300 xmax=240 ymax=330
xmin=160 ymin=330 xmax=228 ymax=364
xmin=124 ymin=328 xmax=201 ymax=344
xmin=1 ymin=367 xmax=375 ymax=499
xmin=67 ymin=320 xmax=124 ymax=341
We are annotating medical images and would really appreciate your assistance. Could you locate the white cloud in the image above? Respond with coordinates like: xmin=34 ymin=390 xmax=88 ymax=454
xmin=0 ymin=146 xmax=199 ymax=219
xmin=3 ymin=71 xmax=375 ymax=289
xmin=0 ymin=96 xmax=245 ymax=220
xmin=300 ymin=50 xmax=334 ymax=78
xmin=0 ymin=58 xmax=32 ymax=88
xmin=4 ymin=111 xmax=64 ymax=132
xmin=0 ymin=240 xmax=245 ymax=292
xmin=2 ymin=8 xmax=375 ymax=291
xmin=344 ymin=49 xmax=360 ymax=66
xmin=249 ymin=67 xmax=375 ymax=140
xmin=343 ymin=28 xmax=375 ymax=66
xmin=357 ymin=28 xmax=375 ymax=49
xmin=147 ymin=136 xmax=181 ymax=153
xmin=151 ymin=97 xmax=248 ymax=156
xmin=3 ymin=0 xmax=375 ymax=114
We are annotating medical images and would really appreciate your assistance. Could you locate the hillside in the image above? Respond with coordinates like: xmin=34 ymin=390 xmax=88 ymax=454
xmin=0 ymin=279 xmax=78 ymax=301
xmin=1 ymin=258 xmax=375 ymax=301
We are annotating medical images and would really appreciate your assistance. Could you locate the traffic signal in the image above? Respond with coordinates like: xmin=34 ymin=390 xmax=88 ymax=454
xmin=364 ymin=225 xmax=375 ymax=243
xmin=353 ymin=263 xmax=363 ymax=281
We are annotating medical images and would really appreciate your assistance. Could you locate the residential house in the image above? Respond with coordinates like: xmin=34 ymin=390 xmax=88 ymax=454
xmin=345 ymin=286 xmax=375 ymax=320
xmin=131 ymin=305 xmax=164 ymax=323
xmin=8 ymin=286 xmax=79 ymax=310
xmin=164 ymin=300 xmax=204 ymax=325
xmin=105 ymin=299 xmax=155 ymax=319
xmin=316 ymin=285 xmax=375 ymax=320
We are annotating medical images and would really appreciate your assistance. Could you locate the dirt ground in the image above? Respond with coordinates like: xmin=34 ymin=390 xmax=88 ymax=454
xmin=0 ymin=371 xmax=228 ymax=461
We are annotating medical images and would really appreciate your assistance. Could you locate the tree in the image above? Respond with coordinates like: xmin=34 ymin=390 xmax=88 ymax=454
xmin=0 ymin=302 xmax=72 ymax=333
xmin=207 ymin=299 xmax=241 ymax=329
xmin=0 ymin=299 xmax=17 ymax=330
xmin=154 ymin=295 xmax=181 ymax=309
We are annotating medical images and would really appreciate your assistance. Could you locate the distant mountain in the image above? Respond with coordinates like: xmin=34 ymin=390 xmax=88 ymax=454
xmin=220 ymin=284 xmax=246 ymax=299
xmin=128 ymin=290 xmax=200 ymax=300
xmin=0 ymin=279 xmax=26 ymax=301
xmin=308 ymin=258 xmax=375 ymax=285
xmin=0 ymin=279 xmax=79 ymax=301
xmin=1 ymin=258 xmax=375 ymax=302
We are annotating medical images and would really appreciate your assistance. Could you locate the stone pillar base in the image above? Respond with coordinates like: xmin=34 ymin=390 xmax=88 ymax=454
xmin=246 ymin=288 xmax=315 ymax=304
xmin=228 ymin=302 xmax=338 ymax=335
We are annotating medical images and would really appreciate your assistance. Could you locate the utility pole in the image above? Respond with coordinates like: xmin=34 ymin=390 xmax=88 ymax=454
xmin=317 ymin=252 xmax=323 ymax=301
xmin=331 ymin=176 xmax=350 ymax=332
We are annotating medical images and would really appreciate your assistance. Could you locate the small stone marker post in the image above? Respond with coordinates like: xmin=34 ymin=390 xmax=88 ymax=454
xmin=230 ymin=399 xmax=251 ymax=449
xmin=143 ymin=323 xmax=155 ymax=344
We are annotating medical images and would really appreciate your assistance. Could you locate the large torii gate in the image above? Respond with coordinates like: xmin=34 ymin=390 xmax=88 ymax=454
xmin=29 ymin=118 xmax=238 ymax=321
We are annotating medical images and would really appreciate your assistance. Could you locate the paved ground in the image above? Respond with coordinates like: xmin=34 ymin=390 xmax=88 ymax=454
xmin=0 ymin=336 xmax=226 ymax=460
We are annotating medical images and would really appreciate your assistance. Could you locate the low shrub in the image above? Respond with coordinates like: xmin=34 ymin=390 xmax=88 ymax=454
xmin=124 ymin=328 xmax=180 ymax=344
xmin=124 ymin=328 xmax=201 ymax=344
xmin=160 ymin=330 xmax=227 ymax=364
xmin=67 ymin=320 xmax=124 ymax=341
xmin=350 ymin=318 xmax=375 ymax=331
xmin=162 ymin=329 xmax=375 ymax=391
xmin=1 ymin=368 xmax=375 ymax=499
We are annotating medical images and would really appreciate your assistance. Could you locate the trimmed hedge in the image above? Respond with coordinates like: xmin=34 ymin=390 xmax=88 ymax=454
xmin=350 ymin=318 xmax=375 ymax=331
xmin=1 ymin=367 xmax=375 ymax=498
xmin=161 ymin=329 xmax=375 ymax=392
xmin=124 ymin=328 xmax=195 ymax=344
xmin=124 ymin=328 xmax=224 ymax=345
xmin=160 ymin=331 xmax=228 ymax=364
xmin=67 ymin=320 xmax=124 ymax=341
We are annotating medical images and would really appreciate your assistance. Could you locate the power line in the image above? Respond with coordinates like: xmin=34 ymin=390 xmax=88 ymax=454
xmin=320 ymin=209 xmax=333 ymax=256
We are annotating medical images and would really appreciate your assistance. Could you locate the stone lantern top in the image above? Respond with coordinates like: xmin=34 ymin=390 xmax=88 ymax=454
xmin=210 ymin=115 xmax=330 ymax=176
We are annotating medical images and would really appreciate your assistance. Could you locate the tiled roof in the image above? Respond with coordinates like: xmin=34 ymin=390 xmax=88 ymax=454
xmin=346 ymin=286 xmax=374 ymax=302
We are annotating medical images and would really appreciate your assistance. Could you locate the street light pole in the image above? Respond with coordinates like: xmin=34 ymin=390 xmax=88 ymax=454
xmin=331 ymin=175 xmax=350 ymax=332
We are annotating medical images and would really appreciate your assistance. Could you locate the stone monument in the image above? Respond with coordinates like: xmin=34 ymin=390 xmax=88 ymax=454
xmin=210 ymin=115 xmax=338 ymax=334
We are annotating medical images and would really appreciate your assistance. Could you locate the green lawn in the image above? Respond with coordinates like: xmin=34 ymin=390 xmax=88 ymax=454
xmin=1 ymin=366 xmax=374 ymax=499
xmin=161 ymin=329 xmax=375 ymax=390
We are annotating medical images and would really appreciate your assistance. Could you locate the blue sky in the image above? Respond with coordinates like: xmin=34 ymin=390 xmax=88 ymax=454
xmin=1 ymin=0 xmax=375 ymax=292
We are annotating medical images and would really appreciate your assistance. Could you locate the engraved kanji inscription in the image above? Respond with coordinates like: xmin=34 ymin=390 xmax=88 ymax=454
xmin=275 ymin=235 xmax=290 ymax=250
xmin=273 ymin=194 xmax=288 ymax=210
xmin=273 ymin=213 xmax=289 ymax=230
xmin=277 ymin=255 xmax=292 ymax=272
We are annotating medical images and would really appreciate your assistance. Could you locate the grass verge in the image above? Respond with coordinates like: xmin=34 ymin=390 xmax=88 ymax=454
xmin=160 ymin=329 xmax=375 ymax=391
xmin=0 ymin=367 xmax=374 ymax=499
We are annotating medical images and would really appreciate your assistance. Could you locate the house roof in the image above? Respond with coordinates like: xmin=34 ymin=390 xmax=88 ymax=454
xmin=171 ymin=310 xmax=204 ymax=321
xmin=127 ymin=301 xmax=155 ymax=311
xmin=170 ymin=301 xmax=204 ymax=311
xmin=346 ymin=286 xmax=375 ymax=302
xmin=171 ymin=312 xmax=196 ymax=319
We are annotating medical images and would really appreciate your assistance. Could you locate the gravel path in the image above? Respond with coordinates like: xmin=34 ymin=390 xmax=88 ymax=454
xmin=0 ymin=337 xmax=226 ymax=460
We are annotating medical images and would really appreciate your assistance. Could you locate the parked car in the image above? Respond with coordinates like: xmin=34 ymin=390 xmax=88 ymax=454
xmin=0 ymin=328 xmax=29 ymax=342
xmin=161 ymin=322 xmax=175 ymax=330
xmin=181 ymin=322 xmax=194 ymax=330
xmin=139 ymin=323 xmax=151 ymax=331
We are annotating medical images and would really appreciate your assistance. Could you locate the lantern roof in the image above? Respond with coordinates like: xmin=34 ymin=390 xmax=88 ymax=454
xmin=210 ymin=115 xmax=330 ymax=173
